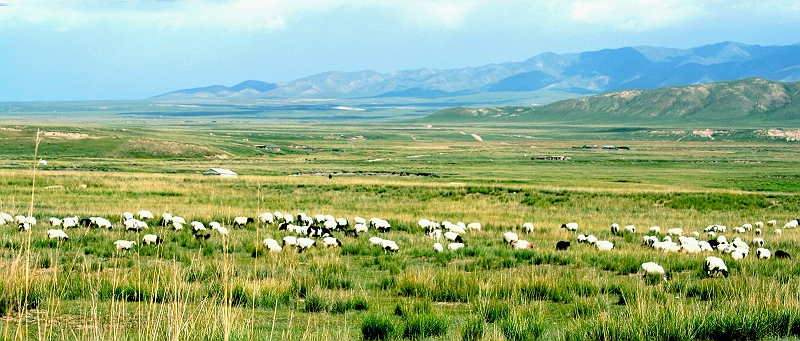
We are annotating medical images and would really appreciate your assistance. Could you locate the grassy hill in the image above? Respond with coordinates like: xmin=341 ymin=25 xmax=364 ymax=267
xmin=423 ymin=78 xmax=800 ymax=127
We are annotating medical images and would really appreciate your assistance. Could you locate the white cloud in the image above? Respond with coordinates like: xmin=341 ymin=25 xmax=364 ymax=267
xmin=569 ymin=0 xmax=704 ymax=31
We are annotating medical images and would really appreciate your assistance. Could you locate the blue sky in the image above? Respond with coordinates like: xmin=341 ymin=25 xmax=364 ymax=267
xmin=1 ymin=0 xmax=799 ymax=101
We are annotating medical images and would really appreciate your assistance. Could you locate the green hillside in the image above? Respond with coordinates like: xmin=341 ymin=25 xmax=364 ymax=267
xmin=423 ymin=78 xmax=800 ymax=127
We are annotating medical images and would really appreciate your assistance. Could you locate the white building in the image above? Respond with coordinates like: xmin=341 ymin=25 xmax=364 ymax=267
xmin=203 ymin=168 xmax=237 ymax=177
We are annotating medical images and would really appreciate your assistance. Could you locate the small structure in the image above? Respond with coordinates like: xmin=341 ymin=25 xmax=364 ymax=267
xmin=204 ymin=168 xmax=237 ymax=177
xmin=255 ymin=145 xmax=281 ymax=151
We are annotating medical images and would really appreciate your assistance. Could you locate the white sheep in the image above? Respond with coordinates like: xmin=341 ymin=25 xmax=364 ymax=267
xmin=767 ymin=220 xmax=777 ymax=226
xmin=649 ymin=226 xmax=661 ymax=234
xmin=191 ymin=221 xmax=206 ymax=233
xmin=698 ymin=241 xmax=714 ymax=252
xmin=233 ymin=216 xmax=254 ymax=228
xmin=641 ymin=262 xmax=666 ymax=279
xmin=751 ymin=238 xmax=764 ymax=247
xmin=510 ymin=240 xmax=532 ymax=250
xmin=561 ymin=222 xmax=578 ymax=232
xmin=171 ymin=216 xmax=186 ymax=225
xmin=577 ymin=234 xmax=588 ymax=243
xmin=732 ymin=226 xmax=746 ymax=234
xmin=785 ymin=220 xmax=799 ymax=229
xmin=353 ymin=216 xmax=367 ymax=225
xmin=705 ymin=256 xmax=729 ymax=277
xmin=667 ymin=228 xmax=683 ymax=237
xmin=49 ymin=217 xmax=62 ymax=227
xmin=122 ymin=211 xmax=134 ymax=221
xmin=94 ymin=217 xmax=113 ymax=230
xmin=263 ymin=238 xmax=282 ymax=252
xmin=446 ymin=224 xmax=466 ymax=235
xmin=322 ymin=237 xmax=342 ymax=247
xmin=138 ymin=210 xmax=155 ymax=220
xmin=433 ymin=243 xmax=444 ymax=253
xmin=444 ymin=231 xmax=464 ymax=243
xmin=503 ymin=232 xmax=519 ymax=244
xmin=0 ymin=212 xmax=13 ymax=224
xmin=754 ymin=221 xmax=764 ymax=228
xmin=336 ymin=218 xmax=349 ymax=229
xmin=585 ymin=235 xmax=598 ymax=245
xmin=522 ymin=222 xmax=534 ymax=234
xmin=354 ymin=223 xmax=369 ymax=234
xmin=742 ymin=223 xmax=753 ymax=230
xmin=172 ymin=221 xmax=184 ymax=231
xmin=755 ymin=228 xmax=762 ymax=235
xmin=273 ymin=211 xmax=284 ymax=223
xmin=142 ymin=234 xmax=163 ymax=245
xmin=18 ymin=222 xmax=31 ymax=232
xmin=160 ymin=213 xmax=173 ymax=226
xmin=775 ymin=229 xmax=783 ymax=236
xmin=258 ymin=212 xmax=274 ymax=225
xmin=467 ymin=222 xmax=481 ymax=231
xmin=46 ymin=229 xmax=69 ymax=241
xmin=624 ymin=225 xmax=636 ymax=233
xmin=642 ymin=235 xmax=658 ymax=246
xmin=124 ymin=219 xmax=147 ymax=232
xmin=448 ymin=242 xmax=465 ymax=251
xmin=282 ymin=236 xmax=298 ymax=247
xmin=731 ymin=250 xmax=746 ymax=260
xmin=114 ymin=240 xmax=137 ymax=252
xmin=296 ymin=237 xmax=316 ymax=252
xmin=595 ymin=240 xmax=614 ymax=251
xmin=428 ymin=229 xmax=442 ymax=241
xmin=213 ymin=225 xmax=229 ymax=236
xmin=368 ymin=236 xmax=384 ymax=246
xmin=380 ymin=239 xmax=399 ymax=253
xmin=756 ymin=248 xmax=771 ymax=259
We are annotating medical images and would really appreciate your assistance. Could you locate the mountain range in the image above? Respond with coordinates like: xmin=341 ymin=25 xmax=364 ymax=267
xmin=156 ymin=41 xmax=800 ymax=102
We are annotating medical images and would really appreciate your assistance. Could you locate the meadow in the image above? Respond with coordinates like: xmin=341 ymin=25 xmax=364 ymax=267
xmin=1 ymin=117 xmax=800 ymax=340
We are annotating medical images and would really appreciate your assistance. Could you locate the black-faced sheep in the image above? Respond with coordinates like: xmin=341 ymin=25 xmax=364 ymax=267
xmin=444 ymin=231 xmax=464 ymax=243
xmin=114 ymin=240 xmax=137 ymax=252
xmin=322 ymin=237 xmax=342 ymax=248
xmin=641 ymin=262 xmax=666 ymax=280
xmin=233 ymin=216 xmax=254 ymax=228
xmin=46 ymin=229 xmax=69 ymax=241
xmin=704 ymin=256 xmax=729 ymax=278
xmin=137 ymin=210 xmax=155 ymax=220
xmin=142 ymin=234 xmax=163 ymax=245
xmin=258 ymin=212 xmax=274 ymax=225
xmin=522 ymin=222 xmax=534 ymax=234
xmin=756 ymin=248 xmax=771 ymax=259
xmin=611 ymin=223 xmax=620 ymax=234
xmin=433 ymin=242 xmax=444 ymax=253
xmin=448 ymin=242 xmax=465 ymax=251
xmin=263 ymin=238 xmax=282 ymax=252
xmin=561 ymin=222 xmax=578 ymax=232
xmin=380 ymin=239 xmax=399 ymax=253
xmin=503 ymin=232 xmax=519 ymax=244
xmin=296 ymin=237 xmax=316 ymax=253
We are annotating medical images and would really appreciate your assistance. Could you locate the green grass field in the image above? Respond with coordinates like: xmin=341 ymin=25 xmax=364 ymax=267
xmin=1 ymin=115 xmax=800 ymax=340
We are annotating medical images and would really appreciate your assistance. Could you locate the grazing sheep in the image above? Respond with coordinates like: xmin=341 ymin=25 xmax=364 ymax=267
xmin=0 ymin=212 xmax=13 ymax=224
xmin=510 ymin=240 xmax=532 ymax=250
xmin=585 ymin=235 xmax=598 ymax=245
xmin=785 ymin=220 xmax=799 ymax=229
xmin=282 ymin=236 xmax=298 ymax=247
xmin=124 ymin=219 xmax=147 ymax=232
xmin=577 ymin=234 xmax=588 ymax=243
xmin=667 ymin=228 xmax=684 ymax=237
xmin=212 ymin=224 xmax=229 ymax=236
xmin=716 ymin=235 xmax=728 ymax=244
xmin=641 ymin=262 xmax=666 ymax=279
xmin=751 ymin=238 xmax=764 ymax=248
xmin=209 ymin=221 xmax=222 ymax=230
xmin=742 ymin=223 xmax=753 ymax=230
xmin=756 ymin=248 xmax=771 ymax=259
xmin=433 ymin=242 xmax=444 ymax=253
xmin=561 ymin=222 xmax=578 ymax=232
xmin=755 ymin=228 xmax=762 ymax=235
xmin=46 ymin=229 xmax=69 ymax=241
xmin=18 ymin=222 xmax=31 ymax=232
xmin=274 ymin=211 xmax=284 ymax=223
xmin=446 ymin=223 xmax=467 ymax=235
xmin=775 ymin=229 xmax=783 ymax=236
xmin=698 ymin=241 xmax=714 ymax=252
xmin=444 ymin=231 xmax=464 ymax=243
xmin=353 ymin=216 xmax=367 ymax=225
xmin=296 ymin=237 xmax=316 ymax=253
xmin=191 ymin=221 xmax=206 ymax=233
xmin=371 ymin=218 xmax=391 ymax=233
xmin=322 ymin=237 xmax=342 ymax=248
xmin=49 ymin=217 xmax=62 ymax=227
xmin=682 ymin=244 xmax=702 ymax=254
xmin=122 ymin=212 xmax=134 ymax=221
xmin=662 ymin=236 xmax=673 ymax=243
xmin=114 ymin=240 xmax=137 ymax=252
xmin=336 ymin=218 xmax=349 ymax=230
xmin=733 ymin=226 xmax=746 ymax=234
xmin=624 ymin=225 xmax=636 ymax=233
xmin=503 ymin=232 xmax=519 ymax=244
xmin=705 ymin=256 xmax=729 ymax=278
xmin=595 ymin=240 xmax=614 ymax=251
xmin=171 ymin=216 xmax=186 ymax=225
xmin=159 ymin=213 xmax=173 ymax=226
xmin=172 ymin=221 xmax=184 ymax=231
xmin=138 ymin=210 xmax=155 ymax=220
xmin=142 ymin=234 xmax=163 ymax=245
xmin=649 ymin=226 xmax=661 ymax=234
xmin=522 ymin=222 xmax=534 ymax=234
xmin=556 ymin=241 xmax=571 ymax=250
xmin=642 ymin=235 xmax=658 ymax=247
xmin=775 ymin=250 xmax=791 ymax=259
xmin=258 ymin=212 xmax=274 ymax=225
xmin=448 ymin=242 xmax=465 ymax=251
xmin=754 ymin=221 xmax=764 ymax=228
xmin=692 ymin=231 xmax=700 ymax=238
xmin=767 ymin=220 xmax=777 ymax=227
xmin=233 ymin=216 xmax=254 ymax=228
xmin=354 ymin=223 xmax=369 ymax=234
xmin=428 ymin=229 xmax=442 ymax=241
xmin=467 ymin=222 xmax=482 ymax=231
xmin=263 ymin=238 xmax=282 ymax=252
xmin=731 ymin=250 xmax=746 ymax=260
xmin=380 ymin=239 xmax=399 ymax=253
xmin=610 ymin=223 xmax=620 ymax=234
xmin=368 ymin=237 xmax=384 ymax=246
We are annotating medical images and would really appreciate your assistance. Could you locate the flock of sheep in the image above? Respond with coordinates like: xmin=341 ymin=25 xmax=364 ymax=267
xmin=2 ymin=209 xmax=799 ymax=280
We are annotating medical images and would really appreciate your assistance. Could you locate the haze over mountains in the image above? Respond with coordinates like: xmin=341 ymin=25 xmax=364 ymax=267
xmin=157 ymin=41 xmax=800 ymax=101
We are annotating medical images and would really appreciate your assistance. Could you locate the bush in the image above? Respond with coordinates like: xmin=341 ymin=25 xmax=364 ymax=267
xmin=461 ymin=317 xmax=485 ymax=341
xmin=402 ymin=314 xmax=448 ymax=340
xmin=362 ymin=314 xmax=397 ymax=341
xmin=500 ymin=310 xmax=546 ymax=341
xmin=303 ymin=294 xmax=327 ymax=313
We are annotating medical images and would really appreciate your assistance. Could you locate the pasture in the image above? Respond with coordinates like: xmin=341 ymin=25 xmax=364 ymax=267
xmin=1 ymin=119 xmax=800 ymax=341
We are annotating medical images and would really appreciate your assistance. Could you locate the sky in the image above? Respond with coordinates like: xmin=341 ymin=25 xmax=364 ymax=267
xmin=1 ymin=0 xmax=799 ymax=101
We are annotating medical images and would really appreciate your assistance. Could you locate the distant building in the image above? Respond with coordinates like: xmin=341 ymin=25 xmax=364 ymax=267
xmin=255 ymin=145 xmax=281 ymax=151
xmin=203 ymin=168 xmax=238 ymax=177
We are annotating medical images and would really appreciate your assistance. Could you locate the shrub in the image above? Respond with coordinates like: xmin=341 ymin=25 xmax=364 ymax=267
xmin=461 ymin=317 xmax=485 ymax=341
xmin=362 ymin=314 xmax=397 ymax=341
xmin=402 ymin=313 xmax=448 ymax=339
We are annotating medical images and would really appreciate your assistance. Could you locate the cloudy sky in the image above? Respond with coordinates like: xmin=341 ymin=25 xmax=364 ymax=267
xmin=1 ymin=0 xmax=799 ymax=101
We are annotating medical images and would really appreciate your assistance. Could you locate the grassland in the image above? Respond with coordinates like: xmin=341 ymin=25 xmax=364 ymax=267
xmin=1 ymin=115 xmax=800 ymax=340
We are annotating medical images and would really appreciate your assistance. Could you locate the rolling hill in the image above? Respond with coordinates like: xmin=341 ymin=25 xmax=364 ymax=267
xmin=421 ymin=78 xmax=800 ymax=126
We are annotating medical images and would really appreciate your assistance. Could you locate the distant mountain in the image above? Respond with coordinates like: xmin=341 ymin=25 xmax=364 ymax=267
xmin=154 ymin=42 xmax=800 ymax=102
xmin=423 ymin=78 xmax=800 ymax=125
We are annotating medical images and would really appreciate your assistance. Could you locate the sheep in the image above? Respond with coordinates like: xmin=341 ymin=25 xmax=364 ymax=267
xmin=755 ymin=228 xmax=762 ymax=235
xmin=522 ymin=222 xmax=534 ymax=234
xmin=767 ymin=220 xmax=777 ymax=227
xmin=641 ymin=262 xmax=666 ymax=280
xmin=742 ymin=223 xmax=753 ymax=230
xmin=258 ymin=212 xmax=274 ymax=225
xmin=642 ymin=235 xmax=658 ymax=247
xmin=353 ymin=216 xmax=367 ymax=225
xmin=585 ymin=235 xmax=598 ymax=245
xmin=46 ymin=229 xmax=69 ymax=241
xmin=336 ymin=218 xmax=349 ymax=230
xmin=172 ymin=221 xmax=184 ymax=231
xmin=705 ymin=256 xmax=729 ymax=277
xmin=754 ymin=221 xmax=764 ymax=228
xmin=428 ymin=229 xmax=442 ymax=241
xmin=380 ymin=239 xmax=399 ymax=253
xmin=124 ymin=219 xmax=147 ymax=232
xmin=716 ymin=235 xmax=727 ymax=244
xmin=446 ymin=223 xmax=467 ymax=235
xmin=561 ymin=222 xmax=578 ymax=232
xmin=667 ymin=228 xmax=683 ymax=237
xmin=94 ymin=217 xmax=113 ymax=230
xmin=510 ymin=240 xmax=532 ymax=250
xmin=448 ymin=242 xmax=465 ymax=251
xmin=233 ymin=216 xmax=254 ymax=228
xmin=122 ymin=212 xmax=134 ymax=221
xmin=171 ymin=216 xmax=186 ymax=225
xmin=698 ymin=241 xmax=714 ymax=252
xmin=18 ymin=222 xmax=31 ymax=232
xmin=503 ymin=232 xmax=519 ymax=244
xmin=138 ymin=210 xmax=155 ymax=220
xmin=556 ymin=241 xmax=571 ymax=250
xmin=610 ymin=223 xmax=620 ymax=234
xmin=444 ymin=231 xmax=464 ymax=243
xmin=159 ymin=213 xmax=173 ymax=226
xmin=756 ymin=248 xmax=771 ymax=259
xmin=577 ymin=234 xmax=588 ymax=243
xmin=142 ymin=234 xmax=163 ymax=245
xmin=682 ymin=244 xmax=702 ymax=254
xmin=433 ymin=242 xmax=444 ymax=253
xmin=775 ymin=229 xmax=783 ymax=236
xmin=775 ymin=250 xmax=791 ymax=259
xmin=49 ymin=217 xmax=62 ymax=227
xmin=0 ymin=212 xmax=13 ymax=224
xmin=732 ymin=226 xmax=746 ymax=234
xmin=354 ymin=223 xmax=369 ymax=234
xmin=467 ymin=222 xmax=482 ymax=231
xmin=624 ymin=225 xmax=636 ymax=233
xmin=212 ymin=224 xmax=229 ymax=236
xmin=371 ymin=218 xmax=391 ymax=233
xmin=785 ymin=219 xmax=799 ymax=229
xmin=273 ymin=211 xmax=284 ymax=223
xmin=751 ymin=238 xmax=764 ymax=248
xmin=114 ymin=240 xmax=137 ymax=252
xmin=296 ymin=237 xmax=316 ymax=253
xmin=705 ymin=224 xmax=726 ymax=233
xmin=209 ymin=221 xmax=222 ymax=230
xmin=263 ymin=238 xmax=282 ymax=252
xmin=731 ymin=250 xmax=746 ymax=260
xmin=595 ymin=240 xmax=614 ymax=251
xmin=368 ymin=237 xmax=384 ymax=246
xmin=322 ymin=237 xmax=342 ymax=248
xmin=662 ymin=236 xmax=673 ymax=243
xmin=649 ymin=226 xmax=661 ymax=234
xmin=191 ymin=221 xmax=206 ymax=233
xmin=692 ymin=231 xmax=700 ymax=238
